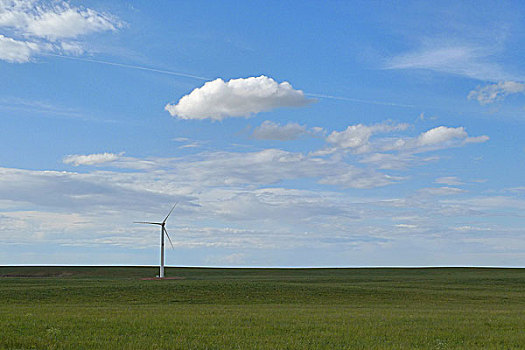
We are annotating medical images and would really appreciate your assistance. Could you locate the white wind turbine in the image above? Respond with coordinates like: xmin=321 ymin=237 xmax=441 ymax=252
xmin=134 ymin=203 xmax=178 ymax=278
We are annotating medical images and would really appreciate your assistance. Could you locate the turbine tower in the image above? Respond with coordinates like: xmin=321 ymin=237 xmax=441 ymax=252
xmin=134 ymin=203 xmax=178 ymax=278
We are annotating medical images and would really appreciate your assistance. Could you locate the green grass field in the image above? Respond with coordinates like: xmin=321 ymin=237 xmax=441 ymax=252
xmin=0 ymin=267 xmax=524 ymax=349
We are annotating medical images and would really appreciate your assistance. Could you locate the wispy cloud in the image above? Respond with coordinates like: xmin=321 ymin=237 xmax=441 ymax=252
xmin=0 ymin=96 xmax=118 ymax=122
xmin=0 ymin=122 xmax=518 ymax=266
xmin=251 ymin=120 xmax=313 ymax=141
xmin=57 ymin=122 xmax=489 ymax=193
xmin=63 ymin=152 xmax=122 ymax=166
xmin=419 ymin=187 xmax=467 ymax=196
xmin=385 ymin=44 xmax=514 ymax=82
xmin=2 ymin=161 xmax=524 ymax=265
xmin=468 ymin=81 xmax=525 ymax=104
xmin=435 ymin=177 xmax=464 ymax=186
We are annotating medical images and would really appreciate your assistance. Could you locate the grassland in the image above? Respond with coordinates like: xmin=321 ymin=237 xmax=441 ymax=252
xmin=0 ymin=267 xmax=524 ymax=349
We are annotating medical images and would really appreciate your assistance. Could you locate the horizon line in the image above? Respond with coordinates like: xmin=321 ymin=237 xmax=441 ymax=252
xmin=2 ymin=264 xmax=524 ymax=269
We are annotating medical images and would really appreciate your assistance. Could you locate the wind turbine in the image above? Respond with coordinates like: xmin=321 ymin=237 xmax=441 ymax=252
xmin=134 ymin=203 xmax=178 ymax=278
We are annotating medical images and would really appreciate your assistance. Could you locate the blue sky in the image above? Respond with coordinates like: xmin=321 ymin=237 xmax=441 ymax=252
xmin=1 ymin=0 xmax=525 ymax=267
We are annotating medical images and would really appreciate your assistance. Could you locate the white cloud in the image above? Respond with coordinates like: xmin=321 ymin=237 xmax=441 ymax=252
xmin=416 ymin=126 xmax=467 ymax=146
xmin=319 ymin=170 xmax=399 ymax=189
xmin=453 ymin=225 xmax=491 ymax=232
xmin=252 ymin=120 xmax=308 ymax=141
xmin=0 ymin=0 xmax=120 ymax=62
xmin=173 ymin=137 xmax=207 ymax=149
xmin=465 ymin=135 xmax=490 ymax=144
xmin=0 ymin=33 xmax=39 ymax=62
xmin=62 ymin=153 xmax=160 ymax=170
xmin=380 ymin=126 xmax=489 ymax=153
xmin=468 ymin=81 xmax=525 ymax=105
xmin=165 ymin=76 xmax=312 ymax=120
xmin=24 ymin=7 xmax=118 ymax=40
xmin=0 ymin=0 xmax=119 ymax=40
xmin=326 ymin=123 xmax=409 ymax=152
xmin=316 ymin=123 xmax=489 ymax=172
xmin=395 ymin=223 xmax=418 ymax=229
xmin=419 ymin=187 xmax=467 ymax=196
xmin=435 ymin=176 xmax=464 ymax=186
xmin=325 ymin=124 xmax=488 ymax=161
xmin=63 ymin=152 xmax=121 ymax=166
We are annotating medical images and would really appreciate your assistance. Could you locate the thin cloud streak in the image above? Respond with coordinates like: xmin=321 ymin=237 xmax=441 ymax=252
xmin=45 ymin=54 xmax=416 ymax=108
xmin=305 ymin=93 xmax=416 ymax=108
xmin=43 ymin=53 xmax=210 ymax=80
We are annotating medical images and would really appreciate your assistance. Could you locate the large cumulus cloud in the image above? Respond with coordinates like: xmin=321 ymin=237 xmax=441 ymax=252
xmin=165 ymin=75 xmax=312 ymax=120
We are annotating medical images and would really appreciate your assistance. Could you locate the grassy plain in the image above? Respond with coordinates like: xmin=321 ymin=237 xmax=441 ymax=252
xmin=0 ymin=266 xmax=524 ymax=349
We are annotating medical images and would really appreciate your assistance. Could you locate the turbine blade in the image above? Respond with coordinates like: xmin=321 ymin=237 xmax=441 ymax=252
xmin=163 ymin=227 xmax=174 ymax=249
xmin=163 ymin=202 xmax=179 ymax=224
xmin=134 ymin=221 xmax=162 ymax=225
